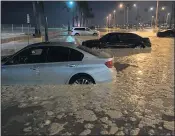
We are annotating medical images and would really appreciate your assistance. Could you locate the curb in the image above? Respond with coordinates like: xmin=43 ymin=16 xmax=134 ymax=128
xmin=1 ymin=35 xmax=33 ymax=44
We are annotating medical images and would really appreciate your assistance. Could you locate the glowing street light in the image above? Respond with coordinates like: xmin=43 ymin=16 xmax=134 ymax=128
xmin=133 ymin=4 xmax=136 ymax=7
xmin=119 ymin=3 xmax=123 ymax=8
xmin=161 ymin=7 xmax=165 ymax=11
xmin=168 ymin=13 xmax=170 ymax=15
xmin=113 ymin=10 xmax=116 ymax=13
xmin=150 ymin=7 xmax=154 ymax=11
xmin=69 ymin=1 xmax=73 ymax=5
xmin=152 ymin=16 xmax=154 ymax=18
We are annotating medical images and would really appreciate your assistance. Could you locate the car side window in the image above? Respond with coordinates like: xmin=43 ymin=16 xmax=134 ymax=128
xmin=5 ymin=47 xmax=47 ymax=65
xmin=47 ymin=46 xmax=69 ymax=62
xmin=128 ymin=34 xmax=140 ymax=39
xmin=47 ymin=46 xmax=84 ymax=62
xmin=86 ymin=28 xmax=90 ymax=31
xmin=119 ymin=34 xmax=140 ymax=41
xmin=75 ymin=28 xmax=85 ymax=31
xmin=108 ymin=34 xmax=119 ymax=43
xmin=69 ymin=48 xmax=84 ymax=61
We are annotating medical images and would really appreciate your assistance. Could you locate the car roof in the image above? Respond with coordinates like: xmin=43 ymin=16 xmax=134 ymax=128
xmin=107 ymin=32 xmax=136 ymax=35
xmin=26 ymin=42 xmax=78 ymax=49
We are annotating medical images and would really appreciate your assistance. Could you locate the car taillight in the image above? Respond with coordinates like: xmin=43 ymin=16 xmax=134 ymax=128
xmin=105 ymin=60 xmax=113 ymax=68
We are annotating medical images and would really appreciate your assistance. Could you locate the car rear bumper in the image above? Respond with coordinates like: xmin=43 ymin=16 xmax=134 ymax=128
xmin=93 ymin=67 xmax=117 ymax=84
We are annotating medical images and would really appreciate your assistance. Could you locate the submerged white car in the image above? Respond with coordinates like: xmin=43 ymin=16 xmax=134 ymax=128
xmin=71 ymin=27 xmax=100 ymax=36
xmin=1 ymin=42 xmax=116 ymax=85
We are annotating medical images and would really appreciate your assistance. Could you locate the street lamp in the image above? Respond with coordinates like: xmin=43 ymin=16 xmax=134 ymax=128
xmin=106 ymin=16 xmax=108 ymax=28
xmin=119 ymin=3 xmax=123 ymax=8
xmin=161 ymin=7 xmax=165 ymax=11
xmin=67 ymin=1 xmax=74 ymax=31
xmin=133 ymin=4 xmax=136 ymax=7
xmin=151 ymin=16 xmax=154 ymax=27
xmin=69 ymin=1 xmax=73 ymax=5
xmin=166 ymin=13 xmax=170 ymax=27
xmin=113 ymin=10 xmax=116 ymax=27
xmin=109 ymin=14 xmax=111 ymax=27
xmin=150 ymin=7 xmax=154 ymax=11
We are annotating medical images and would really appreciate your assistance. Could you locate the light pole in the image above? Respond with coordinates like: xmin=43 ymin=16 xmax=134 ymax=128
xmin=106 ymin=16 xmax=109 ymax=28
xmin=151 ymin=16 xmax=154 ymax=28
xmin=67 ymin=1 xmax=74 ymax=32
xmin=133 ymin=3 xmax=139 ymax=30
xmin=161 ymin=6 xmax=165 ymax=28
xmin=113 ymin=10 xmax=116 ymax=27
xmin=119 ymin=3 xmax=125 ymax=27
xmin=166 ymin=13 xmax=170 ymax=28
xmin=126 ymin=6 xmax=129 ymax=29
xmin=155 ymin=0 xmax=159 ymax=29
xmin=150 ymin=7 xmax=154 ymax=27
xmin=109 ymin=14 xmax=111 ymax=27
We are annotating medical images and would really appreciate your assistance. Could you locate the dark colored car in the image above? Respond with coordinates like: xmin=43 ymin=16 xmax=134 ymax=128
xmin=157 ymin=29 xmax=175 ymax=37
xmin=82 ymin=33 xmax=151 ymax=48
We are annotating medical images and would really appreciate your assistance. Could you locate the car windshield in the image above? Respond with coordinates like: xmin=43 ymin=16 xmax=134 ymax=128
xmin=77 ymin=46 xmax=112 ymax=58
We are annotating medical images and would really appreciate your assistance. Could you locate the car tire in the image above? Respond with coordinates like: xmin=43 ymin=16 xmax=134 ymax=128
xmin=69 ymin=75 xmax=95 ymax=85
xmin=92 ymin=46 xmax=100 ymax=49
xmin=93 ymin=33 xmax=98 ymax=36
xmin=135 ymin=43 xmax=145 ymax=49
xmin=75 ymin=33 xmax=80 ymax=36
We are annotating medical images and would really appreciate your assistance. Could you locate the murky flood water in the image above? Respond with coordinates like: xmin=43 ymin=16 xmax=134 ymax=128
xmin=1 ymin=37 xmax=174 ymax=135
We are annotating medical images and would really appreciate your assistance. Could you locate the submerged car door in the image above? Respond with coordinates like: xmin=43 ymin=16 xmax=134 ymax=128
xmin=105 ymin=33 xmax=124 ymax=48
xmin=118 ymin=33 xmax=142 ymax=48
xmin=1 ymin=46 xmax=48 ymax=85
xmin=38 ymin=46 xmax=84 ymax=84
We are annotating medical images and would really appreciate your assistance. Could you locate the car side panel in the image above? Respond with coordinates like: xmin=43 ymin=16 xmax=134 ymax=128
xmin=66 ymin=60 xmax=114 ymax=84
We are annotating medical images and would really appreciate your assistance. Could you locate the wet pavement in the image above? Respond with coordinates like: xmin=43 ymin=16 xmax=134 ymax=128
xmin=1 ymin=34 xmax=174 ymax=135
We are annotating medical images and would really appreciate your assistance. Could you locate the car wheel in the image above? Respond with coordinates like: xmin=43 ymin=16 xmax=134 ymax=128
xmin=92 ymin=46 xmax=99 ymax=49
xmin=69 ymin=76 xmax=95 ymax=85
xmin=135 ymin=44 xmax=145 ymax=49
xmin=93 ymin=33 xmax=98 ymax=36
xmin=75 ymin=33 xmax=80 ymax=36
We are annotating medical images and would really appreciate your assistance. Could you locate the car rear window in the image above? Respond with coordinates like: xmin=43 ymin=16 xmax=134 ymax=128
xmin=77 ymin=46 xmax=113 ymax=58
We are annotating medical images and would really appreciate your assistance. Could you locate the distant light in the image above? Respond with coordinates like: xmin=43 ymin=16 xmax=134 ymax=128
xmin=133 ymin=4 xmax=136 ymax=7
xmin=161 ymin=7 xmax=165 ymax=10
xmin=69 ymin=1 xmax=73 ymax=5
xmin=119 ymin=3 xmax=123 ymax=8
xmin=168 ymin=13 xmax=170 ymax=15
xmin=152 ymin=16 xmax=154 ymax=18
xmin=150 ymin=7 xmax=154 ymax=11
xmin=109 ymin=14 xmax=111 ymax=16
xmin=113 ymin=10 xmax=116 ymax=13
xmin=107 ymin=16 xmax=108 ymax=19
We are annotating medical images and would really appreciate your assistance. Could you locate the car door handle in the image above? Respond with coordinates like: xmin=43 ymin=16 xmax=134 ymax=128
xmin=67 ymin=64 xmax=76 ymax=67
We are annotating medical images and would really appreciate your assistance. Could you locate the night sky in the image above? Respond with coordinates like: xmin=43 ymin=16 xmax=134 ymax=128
xmin=1 ymin=1 xmax=173 ymax=27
